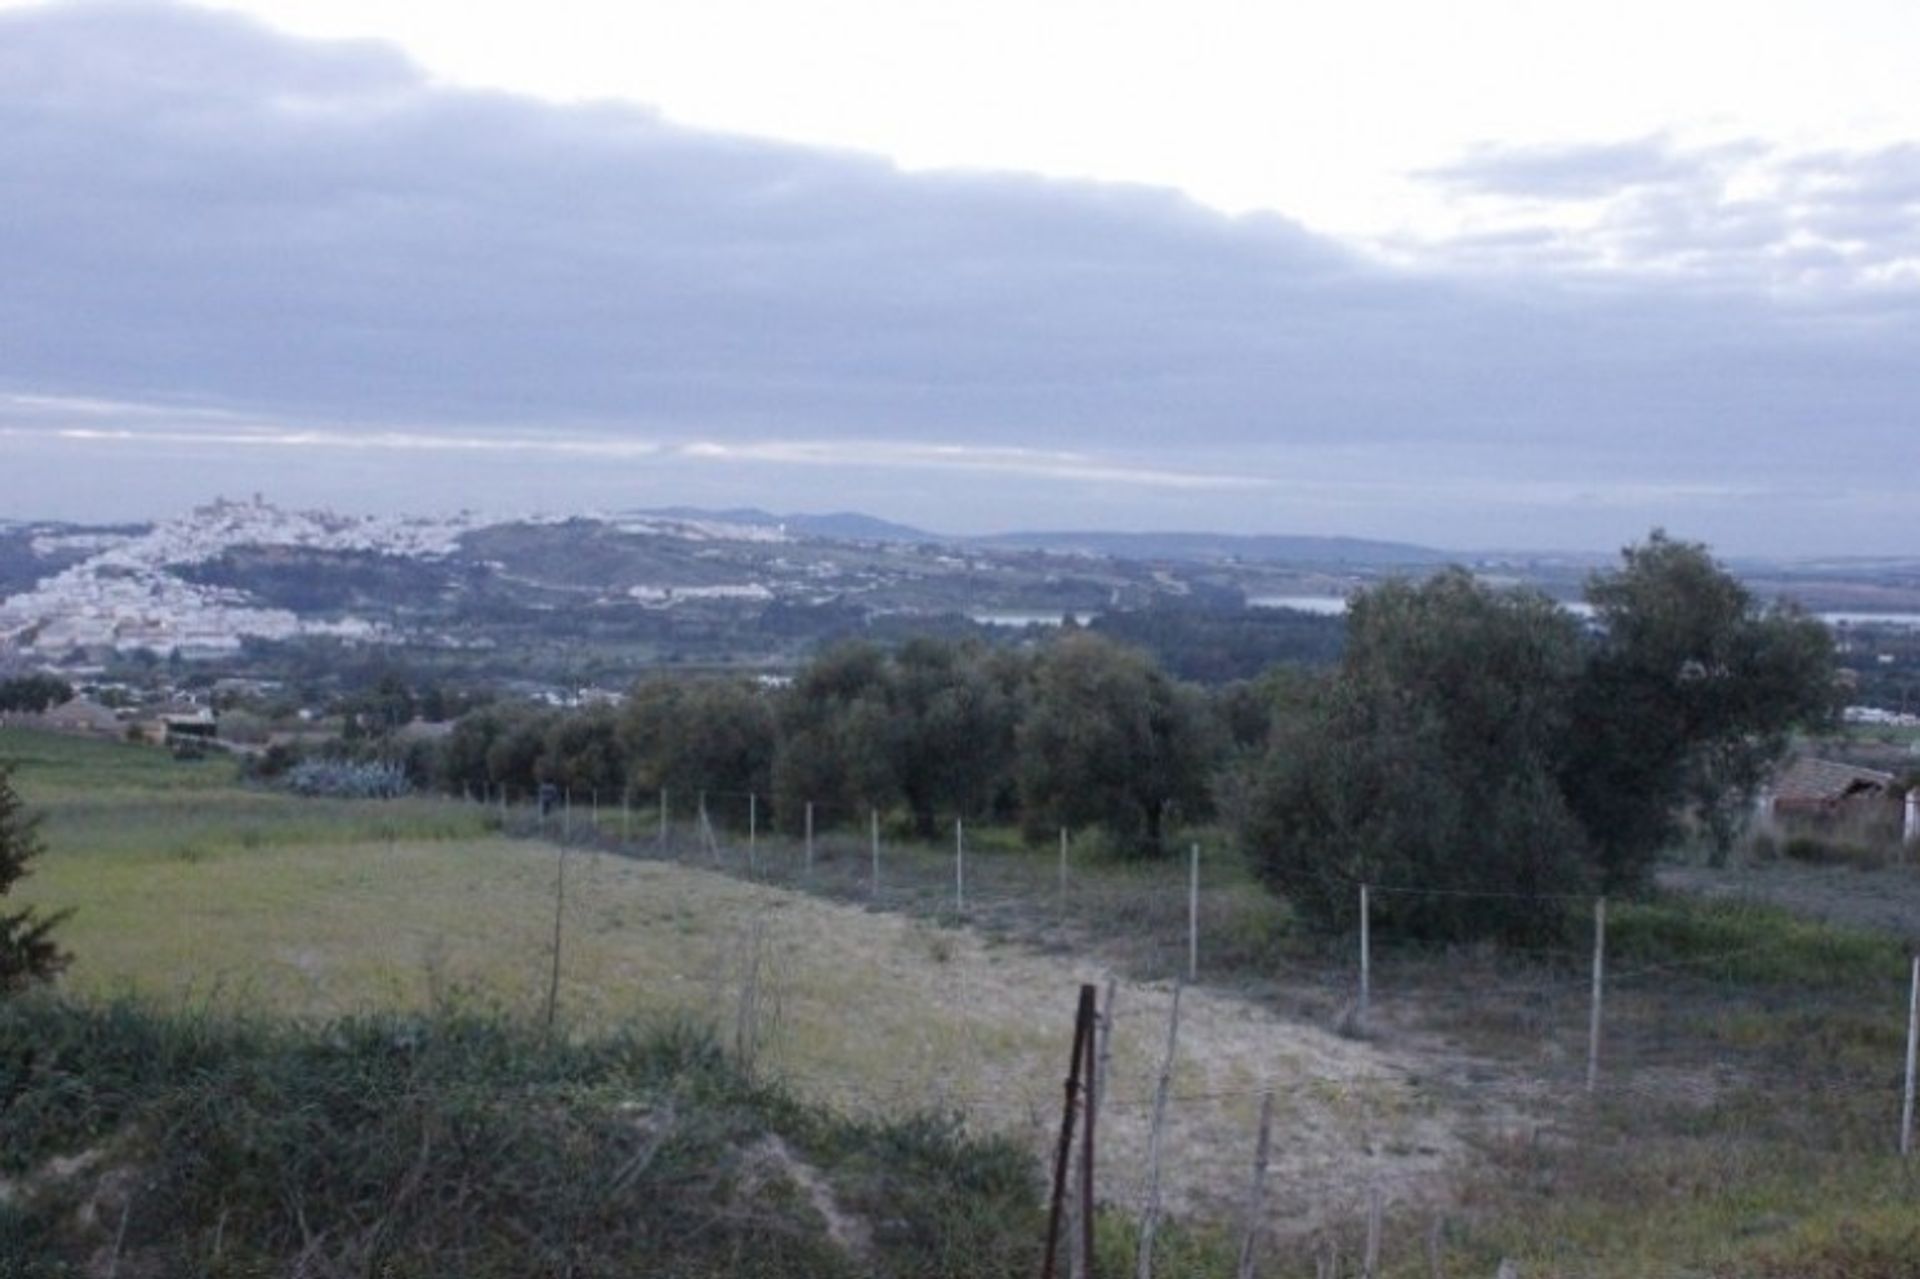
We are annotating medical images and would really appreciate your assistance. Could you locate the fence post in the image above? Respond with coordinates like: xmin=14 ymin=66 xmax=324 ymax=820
xmin=749 ymin=792 xmax=758 ymax=858
xmin=563 ymin=788 xmax=572 ymax=841
xmin=870 ymin=807 xmax=880 ymax=898
xmin=956 ymin=818 xmax=966 ymax=914
xmin=1041 ymin=985 xmax=1097 ymax=1279
xmin=1097 ymin=977 xmax=1117 ymax=1105
xmin=805 ymin=801 xmax=814 ymax=875
xmin=1080 ymin=983 xmax=1098 ymax=1279
xmin=658 ymin=787 xmax=668 ymax=847
xmin=1060 ymin=827 xmax=1069 ymax=914
xmin=1358 ymin=882 xmax=1371 ymax=1026
xmin=1188 ymin=843 xmax=1200 ymax=983
xmin=1362 ymin=1184 xmax=1383 ymax=1279
xmin=543 ymin=845 xmax=568 ymax=1034
xmin=1587 ymin=896 xmax=1607 ymax=1094
xmin=1235 ymin=1091 xmax=1275 ymax=1279
xmin=1136 ymin=983 xmax=1183 ymax=1279
xmin=1902 ymin=952 xmax=1918 ymax=1157
xmin=621 ymin=788 xmax=631 ymax=843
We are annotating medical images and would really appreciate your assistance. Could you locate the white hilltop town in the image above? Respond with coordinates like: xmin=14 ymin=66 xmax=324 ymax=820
xmin=0 ymin=496 xmax=488 ymax=658
xmin=0 ymin=497 xmax=833 ymax=661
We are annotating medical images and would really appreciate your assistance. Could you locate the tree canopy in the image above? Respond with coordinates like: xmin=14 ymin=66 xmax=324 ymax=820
xmin=1239 ymin=535 xmax=1836 ymax=941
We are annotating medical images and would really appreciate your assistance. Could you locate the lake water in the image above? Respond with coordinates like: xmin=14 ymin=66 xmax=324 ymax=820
xmin=1248 ymin=596 xmax=1920 ymax=630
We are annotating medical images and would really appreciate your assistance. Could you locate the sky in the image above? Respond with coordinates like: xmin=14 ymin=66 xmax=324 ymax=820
xmin=1 ymin=0 xmax=1917 ymax=554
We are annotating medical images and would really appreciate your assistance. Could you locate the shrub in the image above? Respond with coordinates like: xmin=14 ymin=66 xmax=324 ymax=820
xmin=284 ymin=759 xmax=412 ymax=800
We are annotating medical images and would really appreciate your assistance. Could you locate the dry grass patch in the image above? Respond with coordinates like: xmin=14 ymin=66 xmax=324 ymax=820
xmin=26 ymin=831 xmax=1464 ymax=1235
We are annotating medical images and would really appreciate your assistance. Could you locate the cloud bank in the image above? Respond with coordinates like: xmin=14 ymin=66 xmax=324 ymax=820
xmin=1 ymin=2 xmax=1916 ymax=553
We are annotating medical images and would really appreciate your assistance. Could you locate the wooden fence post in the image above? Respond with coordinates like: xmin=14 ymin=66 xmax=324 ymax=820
xmin=658 ymin=787 xmax=668 ymax=847
xmin=870 ymin=808 xmax=880 ymax=898
xmin=1080 ymin=977 xmax=1099 ymax=1279
xmin=805 ymin=801 xmax=814 ymax=875
xmin=956 ymin=818 xmax=966 ymax=914
xmin=1041 ymin=985 xmax=1097 ymax=1279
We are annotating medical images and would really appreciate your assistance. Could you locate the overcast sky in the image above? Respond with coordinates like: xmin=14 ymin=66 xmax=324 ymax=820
xmin=1 ymin=0 xmax=1916 ymax=553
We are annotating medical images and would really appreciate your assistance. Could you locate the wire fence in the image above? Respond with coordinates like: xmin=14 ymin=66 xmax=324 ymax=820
xmin=449 ymin=780 xmax=1920 ymax=1277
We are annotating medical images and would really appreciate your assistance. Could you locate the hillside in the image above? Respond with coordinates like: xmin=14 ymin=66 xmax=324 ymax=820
xmin=4 ymin=499 xmax=1919 ymax=702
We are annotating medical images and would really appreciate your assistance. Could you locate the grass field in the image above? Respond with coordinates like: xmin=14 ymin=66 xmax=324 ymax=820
xmin=2 ymin=728 xmax=1446 ymax=1241
xmin=9 ymin=726 xmax=1920 ymax=1277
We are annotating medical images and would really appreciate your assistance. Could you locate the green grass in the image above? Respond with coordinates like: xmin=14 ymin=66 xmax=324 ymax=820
xmin=10 ymin=726 xmax=1920 ymax=1278
xmin=2 ymin=726 xmax=493 ymax=862
xmin=1607 ymin=893 xmax=1908 ymax=989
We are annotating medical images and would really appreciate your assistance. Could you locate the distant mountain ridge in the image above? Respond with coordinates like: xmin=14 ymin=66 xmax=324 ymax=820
xmin=628 ymin=507 xmax=931 ymax=543
xmin=632 ymin=507 xmax=1451 ymax=565
xmin=968 ymin=529 xmax=1452 ymax=566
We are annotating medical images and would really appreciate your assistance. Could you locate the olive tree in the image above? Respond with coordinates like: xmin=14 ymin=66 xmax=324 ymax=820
xmin=1014 ymin=632 xmax=1217 ymax=857
xmin=1240 ymin=570 xmax=1592 ymax=941
xmin=1560 ymin=531 xmax=1837 ymax=881
xmin=1239 ymin=535 xmax=1837 ymax=943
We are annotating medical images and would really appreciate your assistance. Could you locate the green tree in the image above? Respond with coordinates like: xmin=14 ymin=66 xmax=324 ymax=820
xmin=1241 ymin=570 xmax=1592 ymax=941
xmin=0 ymin=675 xmax=73 ymax=713
xmin=1 ymin=763 xmax=68 ymax=993
xmin=542 ymin=706 xmax=629 ymax=795
xmin=887 ymin=639 xmax=1018 ymax=837
xmin=1239 ymin=537 xmax=1838 ymax=943
xmin=484 ymin=706 xmax=558 ymax=792
xmin=623 ymin=678 xmax=777 ymax=801
xmin=1561 ymin=531 xmax=1837 ymax=882
xmin=1014 ymin=633 xmax=1217 ymax=857
xmin=769 ymin=644 xmax=903 ymax=827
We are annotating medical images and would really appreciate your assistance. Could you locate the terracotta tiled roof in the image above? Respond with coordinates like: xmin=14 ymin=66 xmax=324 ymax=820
xmin=1770 ymin=756 xmax=1895 ymax=806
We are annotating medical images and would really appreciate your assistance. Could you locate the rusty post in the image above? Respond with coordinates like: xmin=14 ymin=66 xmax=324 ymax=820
xmin=1081 ymin=981 xmax=1098 ymax=1278
xmin=1042 ymin=985 xmax=1097 ymax=1279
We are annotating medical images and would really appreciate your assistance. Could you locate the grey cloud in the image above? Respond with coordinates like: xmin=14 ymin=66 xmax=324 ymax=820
xmin=1418 ymin=136 xmax=1766 ymax=200
xmin=1 ymin=2 xmax=1917 ymax=554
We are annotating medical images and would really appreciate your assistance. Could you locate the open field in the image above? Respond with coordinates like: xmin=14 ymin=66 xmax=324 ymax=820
xmin=4 ymin=729 xmax=1453 ymax=1239
xmin=9 ymin=726 xmax=1920 ymax=1276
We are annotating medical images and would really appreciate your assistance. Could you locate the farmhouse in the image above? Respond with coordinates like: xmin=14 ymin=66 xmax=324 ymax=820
xmin=160 ymin=707 xmax=220 ymax=748
xmin=1763 ymin=756 xmax=1895 ymax=819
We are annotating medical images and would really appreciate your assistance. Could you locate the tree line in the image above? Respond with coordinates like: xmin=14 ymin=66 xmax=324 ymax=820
xmin=439 ymin=631 xmax=1224 ymax=858
xmin=404 ymin=533 xmax=1836 ymax=940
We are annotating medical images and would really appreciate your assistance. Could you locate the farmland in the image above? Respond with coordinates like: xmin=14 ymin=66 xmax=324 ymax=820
xmin=6 ymin=726 xmax=1920 ymax=1276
